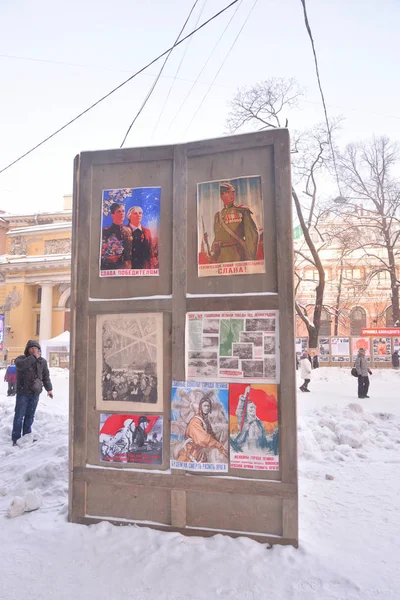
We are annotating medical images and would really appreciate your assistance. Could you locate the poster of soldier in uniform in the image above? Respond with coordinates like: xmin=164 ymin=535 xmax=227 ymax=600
xmin=170 ymin=382 xmax=229 ymax=472
xmin=100 ymin=186 xmax=160 ymax=277
xmin=96 ymin=313 xmax=163 ymax=412
xmin=197 ymin=176 xmax=264 ymax=277
xmin=229 ymin=384 xmax=279 ymax=471
xmin=186 ymin=311 xmax=279 ymax=383
xmin=99 ymin=414 xmax=163 ymax=465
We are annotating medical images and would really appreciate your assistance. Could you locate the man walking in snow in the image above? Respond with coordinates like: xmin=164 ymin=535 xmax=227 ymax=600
xmin=11 ymin=340 xmax=53 ymax=446
xmin=355 ymin=347 xmax=372 ymax=399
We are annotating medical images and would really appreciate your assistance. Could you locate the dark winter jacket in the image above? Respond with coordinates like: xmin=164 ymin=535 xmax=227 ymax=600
xmin=392 ymin=351 xmax=400 ymax=368
xmin=15 ymin=340 xmax=53 ymax=397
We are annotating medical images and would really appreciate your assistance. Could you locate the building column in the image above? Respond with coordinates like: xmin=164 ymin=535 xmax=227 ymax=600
xmin=39 ymin=283 xmax=53 ymax=342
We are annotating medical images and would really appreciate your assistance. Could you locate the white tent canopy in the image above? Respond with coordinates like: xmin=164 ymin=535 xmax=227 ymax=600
xmin=41 ymin=331 xmax=70 ymax=361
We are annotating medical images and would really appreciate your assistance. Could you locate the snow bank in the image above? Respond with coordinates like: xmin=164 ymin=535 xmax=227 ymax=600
xmin=0 ymin=367 xmax=399 ymax=599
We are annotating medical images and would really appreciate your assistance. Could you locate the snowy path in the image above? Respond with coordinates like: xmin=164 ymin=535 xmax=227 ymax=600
xmin=0 ymin=367 xmax=399 ymax=599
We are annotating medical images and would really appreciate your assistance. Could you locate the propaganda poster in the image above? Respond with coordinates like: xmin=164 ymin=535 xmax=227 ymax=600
xmin=331 ymin=337 xmax=350 ymax=362
xmin=96 ymin=313 xmax=163 ymax=412
xmin=100 ymin=187 xmax=160 ymax=277
xmin=318 ymin=338 xmax=330 ymax=363
xmin=229 ymin=384 xmax=279 ymax=471
xmin=170 ymin=382 xmax=229 ymax=472
xmin=351 ymin=337 xmax=371 ymax=361
xmin=186 ymin=311 xmax=279 ymax=383
xmin=372 ymin=337 xmax=391 ymax=362
xmin=197 ymin=176 xmax=264 ymax=277
xmin=99 ymin=414 xmax=163 ymax=465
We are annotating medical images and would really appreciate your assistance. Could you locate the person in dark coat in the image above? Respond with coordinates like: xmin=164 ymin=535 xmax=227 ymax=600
xmin=4 ymin=359 xmax=17 ymax=396
xmin=132 ymin=416 xmax=150 ymax=448
xmin=12 ymin=340 xmax=53 ymax=445
xmin=127 ymin=206 xmax=153 ymax=269
xmin=392 ymin=350 xmax=399 ymax=369
xmin=312 ymin=355 xmax=319 ymax=369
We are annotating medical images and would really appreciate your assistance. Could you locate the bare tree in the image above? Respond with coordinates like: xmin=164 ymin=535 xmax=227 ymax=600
xmin=227 ymin=78 xmax=339 ymax=347
xmin=339 ymin=137 xmax=400 ymax=326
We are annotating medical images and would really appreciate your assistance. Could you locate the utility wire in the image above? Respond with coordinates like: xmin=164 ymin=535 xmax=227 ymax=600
xmin=185 ymin=0 xmax=258 ymax=135
xmin=151 ymin=0 xmax=208 ymax=140
xmin=299 ymin=0 xmax=342 ymax=195
xmin=4 ymin=52 xmax=400 ymax=124
xmin=167 ymin=0 xmax=243 ymax=134
xmin=120 ymin=0 xmax=200 ymax=147
xmin=0 ymin=0 xmax=240 ymax=176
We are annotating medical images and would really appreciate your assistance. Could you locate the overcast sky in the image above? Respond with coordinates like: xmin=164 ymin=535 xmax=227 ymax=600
xmin=0 ymin=0 xmax=399 ymax=214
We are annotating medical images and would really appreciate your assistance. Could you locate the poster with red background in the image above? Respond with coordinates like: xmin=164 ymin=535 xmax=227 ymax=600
xmin=229 ymin=384 xmax=279 ymax=471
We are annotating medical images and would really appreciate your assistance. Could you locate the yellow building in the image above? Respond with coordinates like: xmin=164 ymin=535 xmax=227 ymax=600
xmin=0 ymin=195 xmax=72 ymax=361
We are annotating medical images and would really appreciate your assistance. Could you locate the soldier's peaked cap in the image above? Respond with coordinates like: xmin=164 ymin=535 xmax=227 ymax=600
xmin=220 ymin=182 xmax=235 ymax=194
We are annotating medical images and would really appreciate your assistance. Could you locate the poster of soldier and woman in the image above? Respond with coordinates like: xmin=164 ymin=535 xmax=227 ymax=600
xmin=96 ymin=313 xmax=163 ymax=412
xmin=186 ymin=310 xmax=279 ymax=383
xmin=100 ymin=187 xmax=160 ymax=277
xmin=197 ymin=176 xmax=265 ymax=277
xmin=99 ymin=413 xmax=163 ymax=465
xmin=170 ymin=381 xmax=279 ymax=472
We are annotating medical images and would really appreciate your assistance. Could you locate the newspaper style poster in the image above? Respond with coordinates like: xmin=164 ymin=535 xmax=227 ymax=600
xmin=197 ymin=176 xmax=265 ymax=277
xmin=318 ymin=338 xmax=330 ymax=363
xmin=96 ymin=313 xmax=163 ymax=412
xmin=100 ymin=187 xmax=160 ymax=277
xmin=372 ymin=337 xmax=391 ymax=362
xmin=229 ymin=384 xmax=279 ymax=471
xmin=170 ymin=382 xmax=229 ymax=472
xmin=351 ymin=337 xmax=371 ymax=362
xmin=331 ymin=337 xmax=350 ymax=362
xmin=99 ymin=414 xmax=163 ymax=465
xmin=393 ymin=337 xmax=400 ymax=353
xmin=186 ymin=311 xmax=279 ymax=383
xmin=295 ymin=337 xmax=307 ymax=357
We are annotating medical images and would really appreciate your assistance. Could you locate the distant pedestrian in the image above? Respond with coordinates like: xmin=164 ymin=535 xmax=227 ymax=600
xmin=299 ymin=351 xmax=312 ymax=392
xmin=12 ymin=340 xmax=53 ymax=446
xmin=354 ymin=347 xmax=372 ymax=399
xmin=4 ymin=359 xmax=17 ymax=396
xmin=312 ymin=355 xmax=319 ymax=369
xmin=392 ymin=349 xmax=399 ymax=369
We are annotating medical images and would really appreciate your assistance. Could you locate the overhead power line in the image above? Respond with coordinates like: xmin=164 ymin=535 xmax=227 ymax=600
xmin=185 ymin=0 xmax=259 ymax=134
xmin=299 ymin=0 xmax=342 ymax=195
xmin=120 ymin=0 xmax=201 ymax=148
xmin=151 ymin=0 xmax=208 ymax=140
xmin=0 ymin=0 xmax=240 ymax=176
xmin=167 ymin=0 xmax=243 ymax=134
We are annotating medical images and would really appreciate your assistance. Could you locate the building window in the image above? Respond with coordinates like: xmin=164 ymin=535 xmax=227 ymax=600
xmin=35 ymin=314 xmax=40 ymax=336
xmin=350 ymin=307 xmax=367 ymax=335
xmin=304 ymin=269 xmax=329 ymax=282
xmin=339 ymin=268 xmax=363 ymax=281
xmin=319 ymin=308 xmax=331 ymax=336
xmin=37 ymin=287 xmax=42 ymax=304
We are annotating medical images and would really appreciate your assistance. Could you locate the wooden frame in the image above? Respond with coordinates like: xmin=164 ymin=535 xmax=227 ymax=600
xmin=69 ymin=130 xmax=298 ymax=546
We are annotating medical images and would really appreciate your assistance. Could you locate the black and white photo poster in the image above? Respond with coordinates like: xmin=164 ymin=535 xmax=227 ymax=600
xmin=186 ymin=311 xmax=279 ymax=383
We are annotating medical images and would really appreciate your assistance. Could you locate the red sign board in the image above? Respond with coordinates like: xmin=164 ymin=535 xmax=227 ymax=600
xmin=361 ymin=328 xmax=400 ymax=336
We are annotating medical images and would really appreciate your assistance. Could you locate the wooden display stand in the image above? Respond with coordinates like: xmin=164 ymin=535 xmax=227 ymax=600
xmin=69 ymin=130 xmax=298 ymax=546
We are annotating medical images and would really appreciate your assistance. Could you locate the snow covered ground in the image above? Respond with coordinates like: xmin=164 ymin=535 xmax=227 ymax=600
xmin=0 ymin=367 xmax=399 ymax=599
